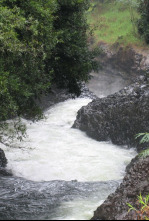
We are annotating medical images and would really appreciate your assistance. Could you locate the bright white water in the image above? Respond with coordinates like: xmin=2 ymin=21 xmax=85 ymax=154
xmin=2 ymin=98 xmax=136 ymax=182
xmin=0 ymin=98 xmax=136 ymax=220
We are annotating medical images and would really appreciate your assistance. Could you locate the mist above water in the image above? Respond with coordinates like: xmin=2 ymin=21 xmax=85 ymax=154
xmin=87 ymin=70 xmax=131 ymax=97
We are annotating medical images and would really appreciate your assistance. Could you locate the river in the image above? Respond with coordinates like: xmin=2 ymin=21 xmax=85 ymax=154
xmin=0 ymin=72 xmax=136 ymax=220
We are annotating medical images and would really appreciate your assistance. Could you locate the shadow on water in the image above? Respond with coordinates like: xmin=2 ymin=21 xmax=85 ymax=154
xmin=0 ymin=177 xmax=119 ymax=220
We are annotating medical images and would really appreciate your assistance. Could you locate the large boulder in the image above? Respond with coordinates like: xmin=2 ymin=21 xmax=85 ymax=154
xmin=73 ymin=76 xmax=149 ymax=149
xmin=91 ymin=156 xmax=149 ymax=220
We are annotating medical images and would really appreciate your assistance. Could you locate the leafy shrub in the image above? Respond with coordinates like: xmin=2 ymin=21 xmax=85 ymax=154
xmin=0 ymin=0 xmax=97 ymax=142
xmin=135 ymin=133 xmax=149 ymax=158
xmin=0 ymin=0 xmax=59 ymax=119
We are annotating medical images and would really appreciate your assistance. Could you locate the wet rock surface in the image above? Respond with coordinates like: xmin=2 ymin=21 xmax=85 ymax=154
xmin=0 ymin=148 xmax=12 ymax=177
xmin=37 ymin=83 xmax=97 ymax=112
xmin=0 ymin=149 xmax=7 ymax=168
xmin=73 ymin=76 xmax=149 ymax=149
xmin=87 ymin=43 xmax=149 ymax=221
xmin=98 ymin=43 xmax=149 ymax=77
xmin=91 ymin=156 xmax=149 ymax=220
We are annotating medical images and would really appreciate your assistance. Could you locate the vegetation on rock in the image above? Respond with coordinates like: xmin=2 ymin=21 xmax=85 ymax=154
xmin=136 ymin=133 xmax=149 ymax=158
xmin=128 ymin=194 xmax=149 ymax=220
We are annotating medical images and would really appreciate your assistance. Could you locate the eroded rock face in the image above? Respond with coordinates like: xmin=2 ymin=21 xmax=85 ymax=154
xmin=98 ymin=43 xmax=149 ymax=77
xmin=73 ymin=76 xmax=149 ymax=149
xmin=91 ymin=156 xmax=149 ymax=220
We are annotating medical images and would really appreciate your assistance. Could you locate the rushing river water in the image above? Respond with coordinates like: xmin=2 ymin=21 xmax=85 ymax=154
xmin=0 ymin=96 xmax=136 ymax=220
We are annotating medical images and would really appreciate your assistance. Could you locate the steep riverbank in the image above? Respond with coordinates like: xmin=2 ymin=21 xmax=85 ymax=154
xmin=98 ymin=43 xmax=149 ymax=78
xmin=91 ymin=156 xmax=149 ymax=220
xmin=73 ymin=75 xmax=149 ymax=150
xmin=74 ymin=42 xmax=149 ymax=150
xmin=73 ymin=44 xmax=149 ymax=220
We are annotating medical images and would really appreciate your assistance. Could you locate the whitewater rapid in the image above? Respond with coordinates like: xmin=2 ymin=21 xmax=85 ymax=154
xmin=2 ymin=98 xmax=136 ymax=182
xmin=0 ymin=97 xmax=137 ymax=220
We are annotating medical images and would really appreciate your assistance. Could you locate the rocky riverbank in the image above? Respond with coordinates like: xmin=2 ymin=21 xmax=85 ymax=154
xmin=36 ymin=83 xmax=97 ymax=112
xmin=73 ymin=75 xmax=149 ymax=220
xmin=73 ymin=44 xmax=149 ymax=220
xmin=98 ymin=43 xmax=149 ymax=78
xmin=91 ymin=155 xmax=149 ymax=220
xmin=73 ymin=75 xmax=149 ymax=150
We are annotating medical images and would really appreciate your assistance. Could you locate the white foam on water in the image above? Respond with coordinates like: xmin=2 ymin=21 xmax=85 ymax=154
xmin=1 ymin=98 xmax=136 ymax=182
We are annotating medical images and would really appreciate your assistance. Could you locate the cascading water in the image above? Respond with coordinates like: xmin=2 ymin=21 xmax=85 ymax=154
xmin=0 ymin=97 xmax=136 ymax=220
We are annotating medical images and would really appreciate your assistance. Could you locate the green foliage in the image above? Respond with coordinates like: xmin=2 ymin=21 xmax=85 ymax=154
xmin=135 ymin=133 xmax=149 ymax=158
xmin=87 ymin=0 xmax=144 ymax=47
xmin=51 ymin=0 xmax=98 ymax=95
xmin=0 ymin=0 xmax=96 ymax=142
xmin=127 ymin=194 xmax=149 ymax=220
xmin=0 ymin=119 xmax=26 ymax=145
xmin=135 ymin=133 xmax=149 ymax=144
xmin=0 ymin=0 xmax=59 ymax=120
xmin=139 ymin=149 xmax=149 ymax=159
xmin=137 ymin=0 xmax=149 ymax=44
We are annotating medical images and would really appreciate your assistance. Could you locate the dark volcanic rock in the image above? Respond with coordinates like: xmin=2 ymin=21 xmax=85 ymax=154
xmin=35 ymin=85 xmax=73 ymax=112
xmin=0 ymin=168 xmax=12 ymax=177
xmin=0 ymin=149 xmax=7 ymax=168
xmin=91 ymin=156 xmax=149 ymax=220
xmin=0 ymin=148 xmax=11 ymax=176
xmin=36 ymin=83 xmax=97 ymax=112
xmin=98 ymin=43 xmax=149 ymax=77
xmin=73 ymin=76 xmax=149 ymax=149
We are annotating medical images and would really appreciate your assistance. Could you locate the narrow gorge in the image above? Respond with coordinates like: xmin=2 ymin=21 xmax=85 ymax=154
xmin=1 ymin=0 xmax=149 ymax=220
xmin=0 ymin=43 xmax=148 ymax=220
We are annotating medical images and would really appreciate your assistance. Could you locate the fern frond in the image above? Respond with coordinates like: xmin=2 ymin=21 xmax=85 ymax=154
xmin=136 ymin=133 xmax=149 ymax=158
xmin=139 ymin=149 xmax=149 ymax=158
xmin=135 ymin=133 xmax=149 ymax=144
xmin=135 ymin=133 xmax=147 ymax=139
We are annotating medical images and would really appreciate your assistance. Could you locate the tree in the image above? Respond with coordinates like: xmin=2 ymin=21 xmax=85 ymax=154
xmin=137 ymin=0 xmax=149 ymax=43
xmin=0 ymin=0 xmax=59 ymax=119
xmin=0 ymin=0 xmax=97 ymax=142
xmin=51 ymin=0 xmax=98 ymax=95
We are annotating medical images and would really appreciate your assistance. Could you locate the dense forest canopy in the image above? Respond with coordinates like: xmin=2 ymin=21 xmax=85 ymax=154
xmin=0 ymin=0 xmax=97 ymax=123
